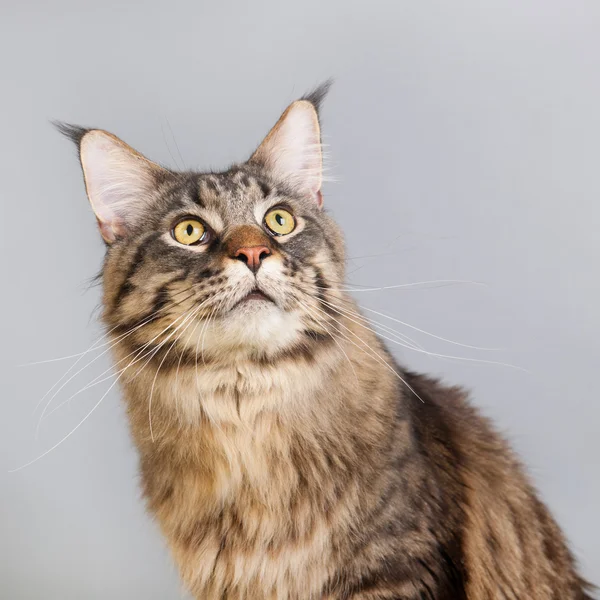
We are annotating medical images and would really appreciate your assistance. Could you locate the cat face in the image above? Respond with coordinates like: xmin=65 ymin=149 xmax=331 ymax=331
xmin=64 ymin=85 xmax=346 ymax=360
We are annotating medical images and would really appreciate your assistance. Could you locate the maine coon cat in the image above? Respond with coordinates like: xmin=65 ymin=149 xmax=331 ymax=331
xmin=59 ymin=84 xmax=593 ymax=599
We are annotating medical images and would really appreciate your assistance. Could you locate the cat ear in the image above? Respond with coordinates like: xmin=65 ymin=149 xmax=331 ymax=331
xmin=57 ymin=124 xmax=167 ymax=243
xmin=249 ymin=82 xmax=331 ymax=208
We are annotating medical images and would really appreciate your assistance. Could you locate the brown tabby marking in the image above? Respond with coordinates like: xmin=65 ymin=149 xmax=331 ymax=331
xmin=60 ymin=84 xmax=594 ymax=599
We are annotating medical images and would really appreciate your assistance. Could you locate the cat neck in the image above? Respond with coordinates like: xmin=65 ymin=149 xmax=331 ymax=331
xmin=114 ymin=315 xmax=399 ymax=457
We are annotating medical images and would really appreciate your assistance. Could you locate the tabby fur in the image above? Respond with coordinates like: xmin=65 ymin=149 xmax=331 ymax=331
xmin=60 ymin=84 xmax=593 ymax=599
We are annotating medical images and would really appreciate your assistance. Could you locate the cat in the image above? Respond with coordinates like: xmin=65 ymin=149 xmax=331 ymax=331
xmin=59 ymin=83 xmax=594 ymax=599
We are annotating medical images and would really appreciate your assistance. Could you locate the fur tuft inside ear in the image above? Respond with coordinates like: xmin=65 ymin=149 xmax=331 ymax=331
xmin=57 ymin=124 xmax=167 ymax=243
xmin=249 ymin=81 xmax=332 ymax=207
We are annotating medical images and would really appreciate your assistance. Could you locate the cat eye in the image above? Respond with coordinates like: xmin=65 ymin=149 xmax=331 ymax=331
xmin=172 ymin=218 xmax=207 ymax=245
xmin=264 ymin=208 xmax=296 ymax=236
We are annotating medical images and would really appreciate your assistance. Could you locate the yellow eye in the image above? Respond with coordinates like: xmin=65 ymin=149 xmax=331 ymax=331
xmin=172 ymin=219 xmax=206 ymax=245
xmin=264 ymin=208 xmax=295 ymax=236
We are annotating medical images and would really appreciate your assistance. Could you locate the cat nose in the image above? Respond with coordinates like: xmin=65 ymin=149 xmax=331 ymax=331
xmin=234 ymin=246 xmax=271 ymax=273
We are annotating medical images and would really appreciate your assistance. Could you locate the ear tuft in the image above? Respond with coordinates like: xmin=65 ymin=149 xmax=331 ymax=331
xmin=53 ymin=121 xmax=92 ymax=149
xmin=300 ymin=78 xmax=333 ymax=117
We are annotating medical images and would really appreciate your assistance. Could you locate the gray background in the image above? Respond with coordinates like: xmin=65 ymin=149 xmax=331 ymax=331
xmin=1 ymin=0 xmax=598 ymax=597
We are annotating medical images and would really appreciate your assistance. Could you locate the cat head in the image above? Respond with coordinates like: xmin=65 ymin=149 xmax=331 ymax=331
xmin=61 ymin=83 xmax=348 ymax=361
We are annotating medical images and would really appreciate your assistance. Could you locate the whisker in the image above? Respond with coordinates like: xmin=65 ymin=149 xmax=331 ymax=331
xmin=195 ymin=301 xmax=232 ymax=436
xmin=201 ymin=295 xmax=228 ymax=365
xmin=359 ymin=305 xmax=501 ymax=351
xmin=115 ymin=301 xmax=208 ymax=385
xmin=323 ymin=296 xmax=496 ymax=352
xmin=37 ymin=292 xmax=199 ymax=429
xmin=309 ymin=251 xmax=400 ymax=267
xmin=31 ymin=286 xmax=197 ymax=419
xmin=8 ymin=308 xmax=199 ymax=472
xmin=317 ymin=299 xmax=426 ymax=353
xmin=51 ymin=301 xmax=207 ymax=425
xmin=320 ymin=298 xmax=527 ymax=373
xmin=10 ymin=369 xmax=126 ymax=473
xmin=26 ymin=285 xmax=196 ymax=368
xmin=306 ymin=299 xmax=425 ymax=403
xmin=295 ymin=298 xmax=359 ymax=386
xmin=311 ymin=279 xmax=499 ymax=352
xmin=31 ymin=324 xmax=120 ymax=415
xmin=22 ymin=348 xmax=108 ymax=367
xmin=341 ymin=279 xmax=487 ymax=293
xmin=148 ymin=301 xmax=209 ymax=441
xmin=173 ymin=297 xmax=217 ymax=424
xmin=194 ymin=306 xmax=214 ymax=403
xmin=174 ymin=308 xmax=207 ymax=423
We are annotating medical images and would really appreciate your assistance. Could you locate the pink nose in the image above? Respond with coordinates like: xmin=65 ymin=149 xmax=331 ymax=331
xmin=234 ymin=246 xmax=271 ymax=273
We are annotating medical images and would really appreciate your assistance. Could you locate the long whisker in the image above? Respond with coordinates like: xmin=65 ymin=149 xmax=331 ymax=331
xmin=194 ymin=306 xmax=215 ymax=403
xmin=173 ymin=296 xmax=217 ymax=423
xmin=102 ymin=313 xmax=194 ymax=390
xmin=192 ymin=299 xmax=223 ymax=425
xmin=295 ymin=298 xmax=359 ymax=386
xmin=195 ymin=301 xmax=232 ymax=436
xmin=312 ymin=280 xmax=499 ymax=352
xmin=9 ymin=378 xmax=125 ymax=473
xmin=308 ymin=264 xmax=484 ymax=291
xmin=47 ymin=302 xmax=206 ymax=429
xmin=201 ymin=295 xmax=228 ymax=365
xmin=340 ymin=279 xmax=487 ymax=293
xmin=35 ymin=304 xmax=192 ymax=434
xmin=34 ymin=288 xmax=198 ymax=424
xmin=32 ymin=287 xmax=197 ymax=419
xmin=309 ymin=251 xmax=401 ymax=267
xmin=359 ymin=305 xmax=501 ymax=351
xmin=110 ymin=300 xmax=209 ymax=387
xmin=23 ymin=347 xmax=109 ymax=366
xmin=148 ymin=301 xmax=209 ymax=441
xmin=317 ymin=299 xmax=426 ymax=353
xmin=26 ymin=286 xmax=196 ymax=369
xmin=8 ymin=307 xmax=199 ymax=473
xmin=174 ymin=306 xmax=208 ymax=423
xmin=30 ymin=321 xmax=133 ymax=414
xmin=37 ymin=293 xmax=199 ymax=428
xmin=306 ymin=298 xmax=425 ymax=403
xmin=320 ymin=297 xmax=527 ymax=373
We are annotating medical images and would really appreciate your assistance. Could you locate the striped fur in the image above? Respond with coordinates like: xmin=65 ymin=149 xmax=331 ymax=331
xmin=62 ymin=85 xmax=593 ymax=599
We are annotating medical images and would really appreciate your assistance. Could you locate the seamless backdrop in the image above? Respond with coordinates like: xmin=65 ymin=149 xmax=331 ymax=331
xmin=1 ymin=1 xmax=598 ymax=598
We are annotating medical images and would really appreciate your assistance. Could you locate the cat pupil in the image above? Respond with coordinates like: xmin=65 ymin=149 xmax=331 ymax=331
xmin=276 ymin=214 xmax=284 ymax=226
xmin=186 ymin=224 xmax=193 ymax=236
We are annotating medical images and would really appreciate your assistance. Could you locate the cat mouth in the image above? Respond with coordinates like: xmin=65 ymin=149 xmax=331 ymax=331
xmin=236 ymin=288 xmax=275 ymax=306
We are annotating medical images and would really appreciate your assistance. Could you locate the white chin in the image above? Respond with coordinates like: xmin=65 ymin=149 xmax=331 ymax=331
xmin=208 ymin=301 xmax=303 ymax=354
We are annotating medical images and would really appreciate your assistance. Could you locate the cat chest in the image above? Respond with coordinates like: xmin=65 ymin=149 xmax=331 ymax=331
xmin=170 ymin=501 xmax=333 ymax=599
xmin=134 ymin=367 xmax=346 ymax=598
xmin=151 ymin=440 xmax=337 ymax=600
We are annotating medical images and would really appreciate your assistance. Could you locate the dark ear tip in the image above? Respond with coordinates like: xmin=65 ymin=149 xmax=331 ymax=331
xmin=52 ymin=121 xmax=92 ymax=147
xmin=300 ymin=78 xmax=334 ymax=116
